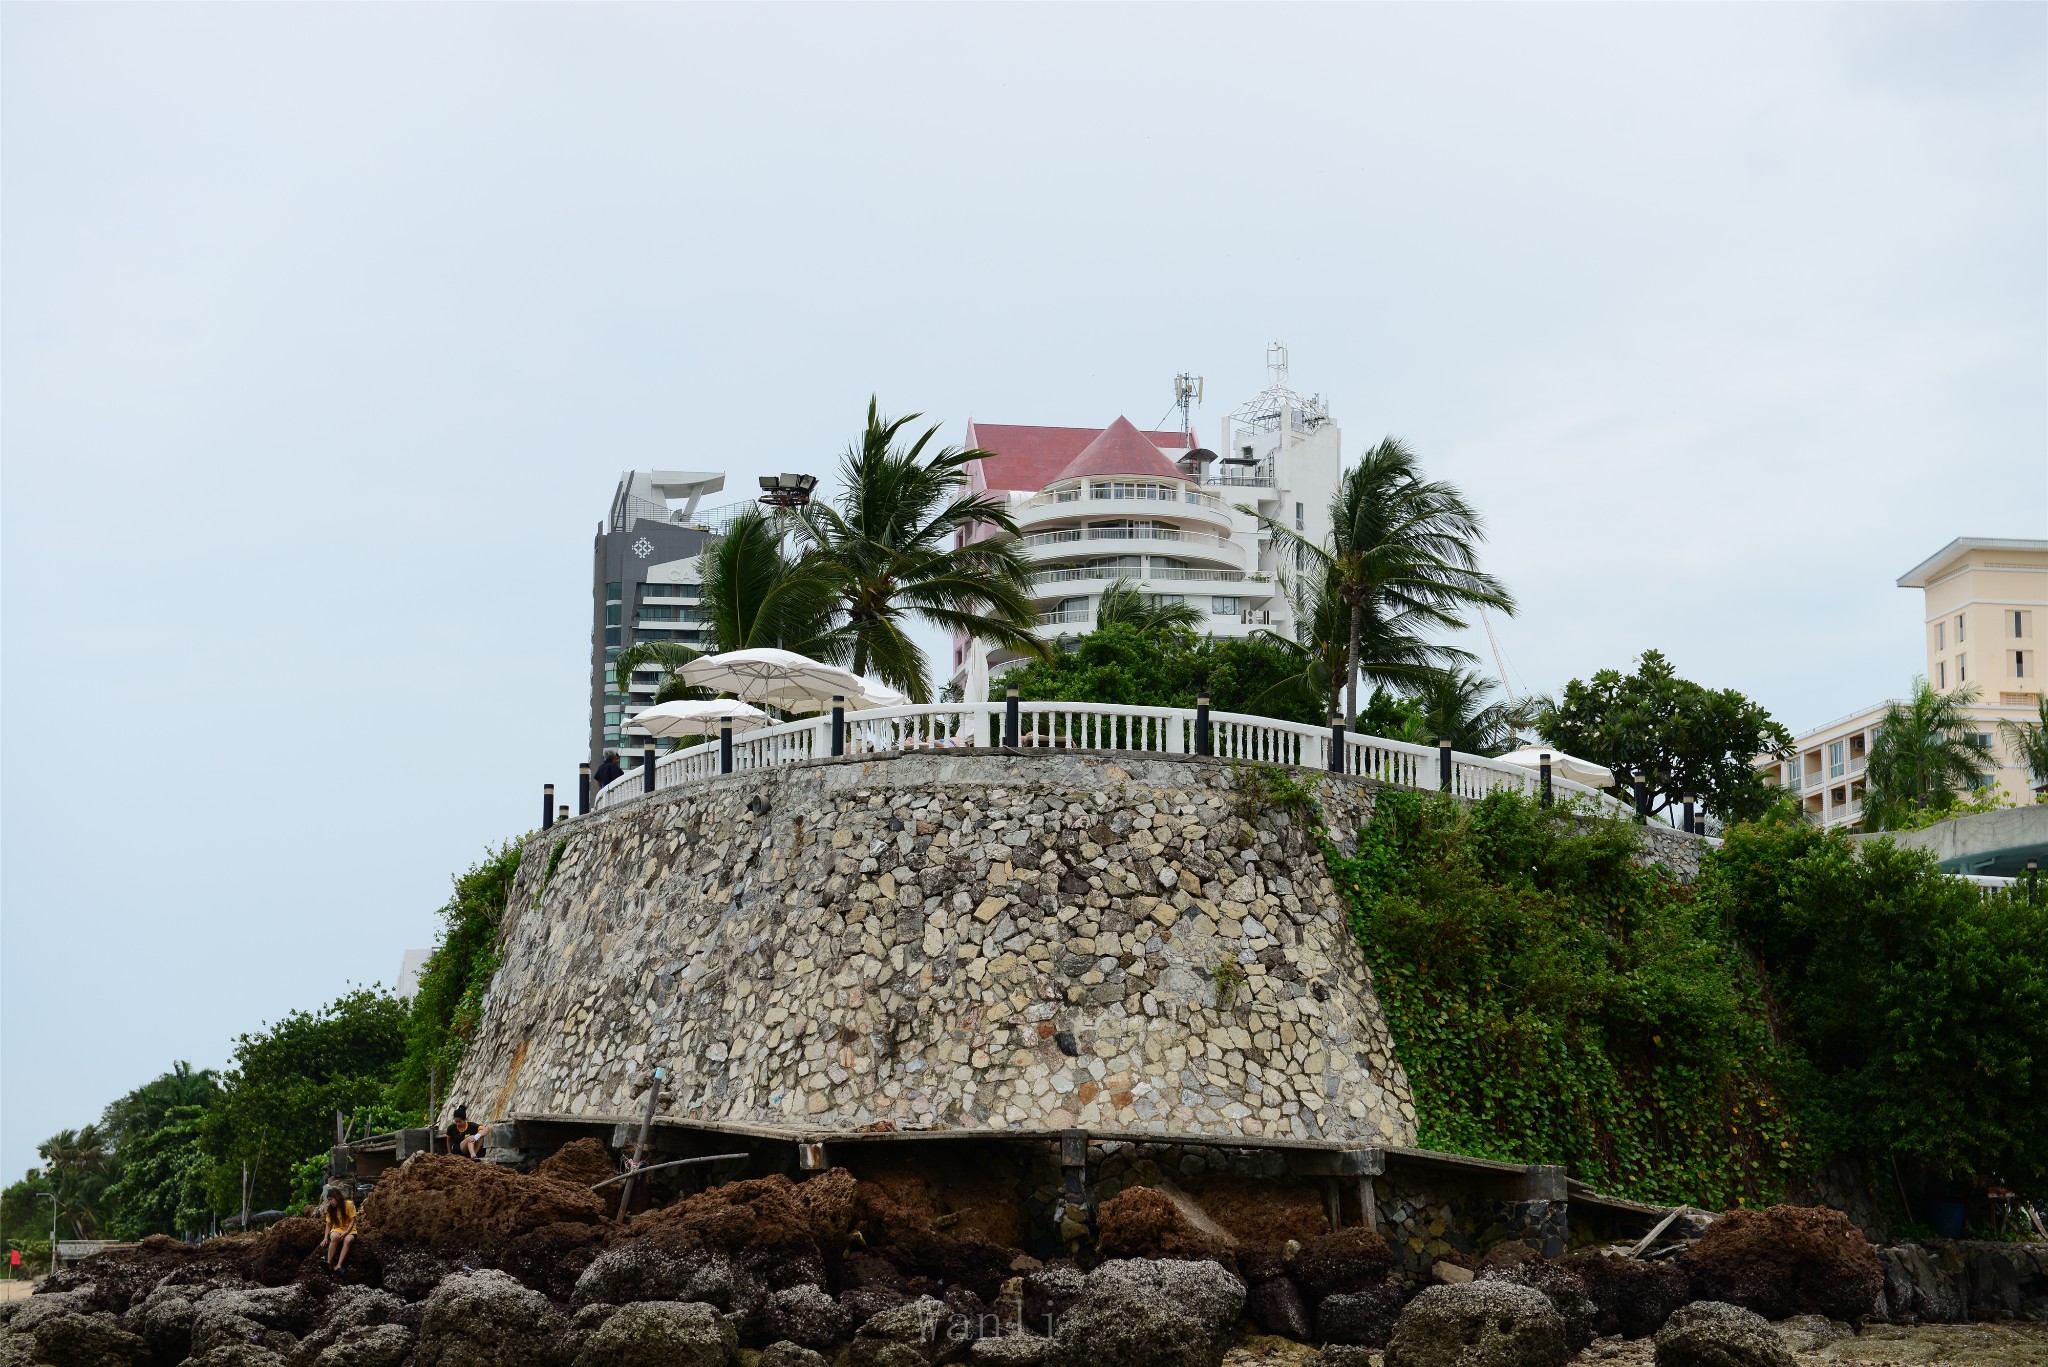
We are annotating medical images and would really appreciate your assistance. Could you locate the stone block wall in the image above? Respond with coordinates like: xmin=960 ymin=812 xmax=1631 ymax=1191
xmin=446 ymin=751 xmax=1420 ymax=1146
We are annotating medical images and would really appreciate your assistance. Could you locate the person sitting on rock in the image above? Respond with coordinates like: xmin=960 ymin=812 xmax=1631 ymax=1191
xmin=319 ymin=1185 xmax=357 ymax=1270
xmin=445 ymin=1105 xmax=486 ymax=1159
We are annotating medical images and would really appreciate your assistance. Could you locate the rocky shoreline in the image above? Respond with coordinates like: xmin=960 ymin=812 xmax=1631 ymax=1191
xmin=4 ymin=1152 xmax=2042 ymax=1367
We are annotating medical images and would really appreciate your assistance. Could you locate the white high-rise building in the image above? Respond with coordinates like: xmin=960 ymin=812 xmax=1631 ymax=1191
xmin=950 ymin=348 xmax=1344 ymax=700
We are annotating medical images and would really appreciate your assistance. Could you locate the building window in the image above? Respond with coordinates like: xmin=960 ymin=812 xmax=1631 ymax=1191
xmin=1937 ymin=661 xmax=1947 ymax=688
xmin=1240 ymin=445 xmax=1253 ymax=460
xmin=1957 ymin=613 xmax=1966 ymax=642
xmin=2014 ymin=609 xmax=2031 ymax=639
xmin=604 ymin=626 xmax=621 ymax=646
xmin=606 ymin=582 xmax=622 ymax=602
xmin=1937 ymin=622 xmax=1945 ymax=650
xmin=1212 ymin=596 xmax=1241 ymax=614
xmin=1959 ymin=653 xmax=1967 ymax=682
xmin=1295 ymin=502 xmax=1305 ymax=531
xmin=2016 ymin=650 xmax=2029 ymax=679
xmin=1829 ymin=740 xmax=1845 ymax=778
xmin=605 ymin=604 xmax=622 ymax=625
xmin=1786 ymin=757 xmax=1802 ymax=786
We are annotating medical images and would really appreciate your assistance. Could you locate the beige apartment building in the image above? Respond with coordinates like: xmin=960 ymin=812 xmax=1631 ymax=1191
xmin=1764 ymin=537 xmax=2047 ymax=829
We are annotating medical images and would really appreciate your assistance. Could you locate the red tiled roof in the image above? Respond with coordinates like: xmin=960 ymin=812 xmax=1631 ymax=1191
xmin=1054 ymin=416 xmax=1193 ymax=484
xmin=966 ymin=420 xmax=1195 ymax=493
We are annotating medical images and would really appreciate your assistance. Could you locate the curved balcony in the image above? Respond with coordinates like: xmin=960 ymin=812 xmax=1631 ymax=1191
xmin=1014 ymin=485 xmax=1235 ymax=534
xmin=1025 ymin=565 xmax=1275 ymax=597
xmin=1017 ymin=526 xmax=1246 ymax=570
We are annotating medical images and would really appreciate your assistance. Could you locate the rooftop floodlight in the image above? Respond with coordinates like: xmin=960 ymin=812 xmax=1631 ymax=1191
xmin=758 ymin=471 xmax=819 ymax=509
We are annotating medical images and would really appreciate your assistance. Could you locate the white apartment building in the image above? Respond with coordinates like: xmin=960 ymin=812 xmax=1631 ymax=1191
xmin=1763 ymin=536 xmax=2048 ymax=829
xmin=950 ymin=351 xmax=1343 ymax=700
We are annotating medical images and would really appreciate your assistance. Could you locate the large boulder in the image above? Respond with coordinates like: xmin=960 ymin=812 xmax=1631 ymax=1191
xmin=414 ymin=1269 xmax=566 ymax=1367
xmin=1651 ymin=1301 xmax=1796 ymax=1367
xmin=376 ymin=1243 xmax=460 ymax=1302
xmin=190 ymin=1286 xmax=319 ymax=1359
xmin=759 ymin=1343 xmax=833 ymax=1367
xmin=27 ymin=1309 xmax=146 ymax=1367
xmin=1382 ymin=1280 xmax=1568 ymax=1367
xmin=1243 ymin=1275 xmax=1312 ymax=1340
xmin=1047 ymin=1259 xmax=1245 ymax=1367
xmin=248 ymin=1219 xmax=328 ymax=1287
xmin=1292 ymin=1230 xmax=1396 ymax=1302
xmin=360 ymin=1154 xmax=608 ymax=1247
xmin=757 ymin=1284 xmax=851 ymax=1351
xmin=570 ymin=1242 xmax=733 ymax=1310
xmin=1316 ymin=1279 xmax=1420 ymax=1348
xmin=1564 ymin=1253 xmax=1691 ymax=1339
xmin=970 ymin=1338 xmax=1051 ymax=1366
xmin=494 ymin=1221 xmax=613 ymax=1301
xmin=568 ymin=1300 xmax=735 ymax=1367
xmin=1682 ymin=1205 xmax=1882 ymax=1323
xmin=291 ymin=1324 xmax=415 ymax=1367
xmin=1480 ymin=1262 xmax=1597 ymax=1353
xmin=848 ymin=1296 xmax=956 ymax=1366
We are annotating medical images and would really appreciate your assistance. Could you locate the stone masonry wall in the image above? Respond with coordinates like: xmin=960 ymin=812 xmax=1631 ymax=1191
xmin=447 ymin=751 xmax=1421 ymax=1146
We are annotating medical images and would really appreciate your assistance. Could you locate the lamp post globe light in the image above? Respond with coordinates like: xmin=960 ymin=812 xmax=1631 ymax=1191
xmin=757 ymin=472 xmax=819 ymax=509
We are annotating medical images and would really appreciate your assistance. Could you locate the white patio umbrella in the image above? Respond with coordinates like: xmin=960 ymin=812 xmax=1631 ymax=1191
xmin=848 ymin=679 xmax=909 ymax=710
xmin=626 ymin=699 xmax=771 ymax=739
xmin=1494 ymin=747 xmax=1616 ymax=789
xmin=678 ymin=648 xmax=870 ymax=713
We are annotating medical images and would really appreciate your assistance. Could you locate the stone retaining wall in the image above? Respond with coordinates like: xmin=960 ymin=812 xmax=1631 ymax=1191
xmin=448 ymin=752 xmax=1422 ymax=1146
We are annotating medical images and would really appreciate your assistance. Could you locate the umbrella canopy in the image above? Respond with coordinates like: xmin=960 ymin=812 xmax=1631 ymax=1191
xmin=1494 ymin=747 xmax=1616 ymax=789
xmin=627 ymin=699 xmax=772 ymax=739
xmin=679 ymin=648 xmax=870 ymax=712
xmin=847 ymin=679 xmax=909 ymax=710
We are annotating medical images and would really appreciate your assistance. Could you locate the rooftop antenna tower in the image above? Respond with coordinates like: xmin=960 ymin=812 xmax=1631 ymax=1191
xmin=1266 ymin=342 xmax=1289 ymax=386
xmin=1171 ymin=372 xmax=1203 ymax=437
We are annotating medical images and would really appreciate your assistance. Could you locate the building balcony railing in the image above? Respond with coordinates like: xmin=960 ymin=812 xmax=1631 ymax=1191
xmin=1028 ymin=566 xmax=1258 ymax=588
xmin=1203 ymin=471 xmax=1275 ymax=488
xmin=1019 ymin=526 xmax=1239 ymax=553
xmin=1037 ymin=607 xmax=1090 ymax=626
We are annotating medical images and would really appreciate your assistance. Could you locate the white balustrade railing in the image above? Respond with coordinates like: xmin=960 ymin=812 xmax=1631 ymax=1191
xmin=591 ymin=702 xmax=1636 ymax=819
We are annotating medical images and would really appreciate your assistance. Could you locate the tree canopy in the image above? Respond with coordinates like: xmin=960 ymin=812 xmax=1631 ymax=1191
xmin=1538 ymin=649 xmax=1792 ymax=820
xmin=998 ymin=622 xmax=1325 ymax=725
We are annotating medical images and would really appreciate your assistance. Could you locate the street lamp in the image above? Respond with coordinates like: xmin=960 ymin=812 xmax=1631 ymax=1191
xmin=756 ymin=472 xmax=818 ymax=509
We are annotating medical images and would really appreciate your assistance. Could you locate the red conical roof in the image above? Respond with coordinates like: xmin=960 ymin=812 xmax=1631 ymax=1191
xmin=1052 ymin=416 xmax=1192 ymax=484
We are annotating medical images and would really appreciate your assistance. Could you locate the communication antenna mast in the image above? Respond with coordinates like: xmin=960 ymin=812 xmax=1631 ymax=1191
xmin=1171 ymin=373 xmax=1204 ymax=437
xmin=1266 ymin=342 xmax=1289 ymax=385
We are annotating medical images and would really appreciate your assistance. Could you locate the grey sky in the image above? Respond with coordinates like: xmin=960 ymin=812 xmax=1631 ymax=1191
xmin=3 ymin=4 xmax=2042 ymax=1180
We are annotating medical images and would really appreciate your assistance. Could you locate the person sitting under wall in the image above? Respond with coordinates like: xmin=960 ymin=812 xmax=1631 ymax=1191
xmin=445 ymin=1105 xmax=486 ymax=1159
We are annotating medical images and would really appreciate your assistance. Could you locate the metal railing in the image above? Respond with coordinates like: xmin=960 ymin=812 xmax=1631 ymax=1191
xmin=1030 ymin=566 xmax=1250 ymax=586
xmin=591 ymin=701 xmax=1635 ymax=817
xmin=1020 ymin=486 xmax=1229 ymax=513
xmin=1037 ymin=607 xmax=1090 ymax=626
xmin=1203 ymin=471 xmax=1275 ymax=488
xmin=1019 ymin=527 xmax=1241 ymax=554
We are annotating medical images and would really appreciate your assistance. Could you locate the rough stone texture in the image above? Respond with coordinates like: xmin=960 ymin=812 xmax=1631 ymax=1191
xmin=1651 ymin=1300 xmax=1796 ymax=1367
xmin=414 ymin=1270 xmax=566 ymax=1367
xmin=1047 ymin=1258 xmax=1245 ymax=1367
xmin=1310 ymin=1350 xmax=1377 ymax=1367
xmin=760 ymin=1343 xmax=834 ymax=1367
xmin=1874 ymin=1239 xmax=2048 ymax=1323
xmin=1382 ymin=1280 xmax=1568 ymax=1367
xmin=849 ymin=1297 xmax=955 ymax=1366
xmin=1243 ymin=1275 xmax=1312 ymax=1340
xmin=449 ymin=753 xmax=1418 ymax=1145
xmin=26 ymin=1309 xmax=145 ymax=1367
xmin=1481 ymin=1262 xmax=1598 ymax=1353
xmin=970 ymin=1337 xmax=1052 ymax=1366
xmin=1317 ymin=1280 xmax=1421 ymax=1348
xmin=1683 ymin=1205 xmax=1883 ymax=1323
xmin=568 ymin=1300 xmax=736 ymax=1367
xmin=1565 ymin=1253 xmax=1692 ymax=1340
xmin=290 ymin=1323 xmax=415 ymax=1367
xmin=758 ymin=1283 xmax=851 ymax=1350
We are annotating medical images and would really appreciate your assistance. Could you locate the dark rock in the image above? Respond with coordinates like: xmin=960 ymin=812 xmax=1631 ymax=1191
xmin=760 ymin=1342 xmax=832 ymax=1367
xmin=1292 ymin=1230 xmax=1396 ymax=1302
xmin=1383 ymin=1280 xmax=1568 ymax=1367
xmin=1770 ymin=1314 xmax=1850 ymax=1353
xmin=1482 ymin=1262 xmax=1598 ymax=1353
xmin=840 ymin=1285 xmax=913 ymax=1330
xmin=568 ymin=1300 xmax=735 ymax=1367
xmin=1682 ymin=1206 xmax=1882 ymax=1323
xmin=1244 ymin=1275 xmax=1312 ymax=1341
xmin=29 ymin=1309 xmax=146 ymax=1367
xmin=759 ymin=1284 xmax=851 ymax=1350
xmin=290 ymin=1323 xmax=414 ymax=1367
xmin=1651 ymin=1301 xmax=1795 ymax=1367
xmin=414 ymin=1269 xmax=566 ymax=1367
xmin=376 ymin=1244 xmax=459 ymax=1302
xmin=185 ymin=1345 xmax=289 ymax=1367
xmin=1021 ymin=1264 xmax=1084 ymax=1336
xmin=849 ymin=1296 xmax=956 ymax=1365
xmin=1316 ymin=1279 xmax=1419 ymax=1348
xmin=1565 ymin=1253 xmax=1691 ymax=1339
xmin=970 ymin=1337 xmax=1051 ymax=1365
xmin=1047 ymin=1259 xmax=1245 ymax=1367
xmin=1309 ymin=1349 xmax=1376 ymax=1367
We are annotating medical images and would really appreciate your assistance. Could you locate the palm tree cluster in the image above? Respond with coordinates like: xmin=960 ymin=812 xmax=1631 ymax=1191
xmin=613 ymin=398 xmax=1046 ymax=709
xmin=1238 ymin=437 xmax=1518 ymax=742
xmin=1863 ymin=679 xmax=1997 ymax=830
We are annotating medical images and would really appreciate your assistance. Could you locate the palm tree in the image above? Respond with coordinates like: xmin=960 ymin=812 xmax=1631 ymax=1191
xmin=1093 ymin=578 xmax=1205 ymax=637
xmin=1242 ymin=438 xmax=1513 ymax=729
xmin=38 ymin=1125 xmax=113 ymax=1239
xmin=1863 ymin=679 xmax=1994 ymax=830
xmin=612 ymin=508 xmax=844 ymax=703
xmin=793 ymin=398 xmax=1046 ymax=701
xmin=1997 ymin=694 xmax=2048 ymax=793
xmin=1402 ymin=668 xmax=1531 ymax=757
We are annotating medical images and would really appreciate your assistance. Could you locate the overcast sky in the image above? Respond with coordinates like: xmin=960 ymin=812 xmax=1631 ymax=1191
xmin=3 ymin=4 xmax=2043 ymax=1181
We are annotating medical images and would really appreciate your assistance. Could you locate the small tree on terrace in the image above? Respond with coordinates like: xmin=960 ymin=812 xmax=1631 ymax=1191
xmin=1538 ymin=649 xmax=1793 ymax=821
xmin=1996 ymin=693 xmax=2048 ymax=794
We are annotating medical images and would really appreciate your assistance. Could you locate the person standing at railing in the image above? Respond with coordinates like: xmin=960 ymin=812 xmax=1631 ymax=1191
xmin=593 ymin=749 xmax=622 ymax=792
